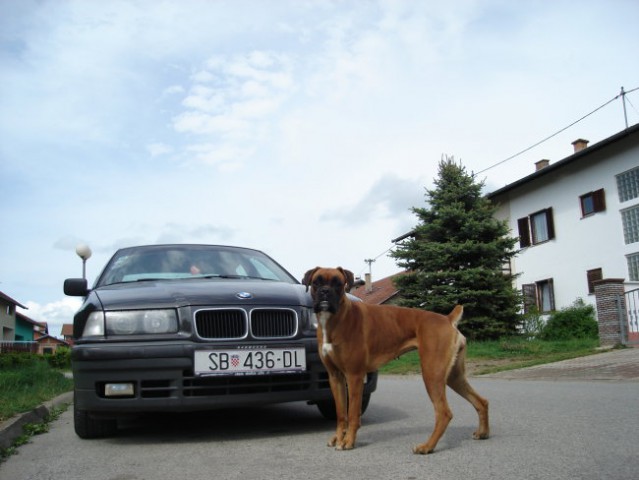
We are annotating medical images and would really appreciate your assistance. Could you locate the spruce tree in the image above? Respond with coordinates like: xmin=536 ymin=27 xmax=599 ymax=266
xmin=391 ymin=157 xmax=521 ymax=340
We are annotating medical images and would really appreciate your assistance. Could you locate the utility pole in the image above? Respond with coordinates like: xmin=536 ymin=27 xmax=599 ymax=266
xmin=621 ymin=86 xmax=629 ymax=129
xmin=364 ymin=258 xmax=375 ymax=275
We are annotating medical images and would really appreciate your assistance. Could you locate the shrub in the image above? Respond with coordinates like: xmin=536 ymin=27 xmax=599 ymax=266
xmin=0 ymin=353 xmax=42 ymax=369
xmin=46 ymin=347 xmax=71 ymax=370
xmin=519 ymin=307 xmax=545 ymax=339
xmin=539 ymin=299 xmax=599 ymax=341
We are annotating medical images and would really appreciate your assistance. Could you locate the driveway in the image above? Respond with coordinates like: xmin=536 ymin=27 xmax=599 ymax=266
xmin=479 ymin=347 xmax=639 ymax=381
xmin=2 ymin=348 xmax=638 ymax=479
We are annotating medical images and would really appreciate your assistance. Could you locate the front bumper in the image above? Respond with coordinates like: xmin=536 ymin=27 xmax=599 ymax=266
xmin=72 ymin=340 xmax=377 ymax=415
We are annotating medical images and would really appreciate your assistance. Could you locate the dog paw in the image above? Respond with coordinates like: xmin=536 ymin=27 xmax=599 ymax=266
xmin=412 ymin=443 xmax=434 ymax=455
xmin=473 ymin=430 xmax=489 ymax=440
xmin=336 ymin=442 xmax=354 ymax=451
xmin=327 ymin=435 xmax=338 ymax=447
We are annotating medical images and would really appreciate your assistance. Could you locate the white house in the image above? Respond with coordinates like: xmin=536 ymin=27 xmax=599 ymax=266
xmin=487 ymin=123 xmax=639 ymax=314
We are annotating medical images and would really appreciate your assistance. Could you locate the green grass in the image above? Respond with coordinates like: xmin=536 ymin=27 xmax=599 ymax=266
xmin=0 ymin=360 xmax=73 ymax=422
xmin=379 ymin=337 xmax=602 ymax=375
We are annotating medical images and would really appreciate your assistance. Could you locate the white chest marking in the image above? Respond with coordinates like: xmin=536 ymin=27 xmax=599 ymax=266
xmin=317 ymin=311 xmax=333 ymax=357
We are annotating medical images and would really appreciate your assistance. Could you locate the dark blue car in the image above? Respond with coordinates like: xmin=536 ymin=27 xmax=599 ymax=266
xmin=64 ymin=244 xmax=377 ymax=438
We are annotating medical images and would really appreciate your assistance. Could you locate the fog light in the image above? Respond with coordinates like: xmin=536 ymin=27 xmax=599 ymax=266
xmin=105 ymin=383 xmax=135 ymax=397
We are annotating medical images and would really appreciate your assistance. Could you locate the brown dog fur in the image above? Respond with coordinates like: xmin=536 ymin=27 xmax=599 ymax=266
xmin=303 ymin=266 xmax=489 ymax=454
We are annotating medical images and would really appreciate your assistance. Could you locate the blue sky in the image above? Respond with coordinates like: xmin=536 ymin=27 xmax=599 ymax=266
xmin=1 ymin=0 xmax=638 ymax=337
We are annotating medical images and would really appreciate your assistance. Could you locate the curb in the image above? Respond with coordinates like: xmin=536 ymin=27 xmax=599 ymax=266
xmin=0 ymin=391 xmax=73 ymax=450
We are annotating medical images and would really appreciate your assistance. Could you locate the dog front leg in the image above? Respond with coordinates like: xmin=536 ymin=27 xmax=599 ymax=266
xmin=339 ymin=373 xmax=365 ymax=450
xmin=327 ymin=370 xmax=348 ymax=448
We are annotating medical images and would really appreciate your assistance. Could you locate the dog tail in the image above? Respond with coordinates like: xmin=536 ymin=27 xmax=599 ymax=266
xmin=448 ymin=305 xmax=463 ymax=327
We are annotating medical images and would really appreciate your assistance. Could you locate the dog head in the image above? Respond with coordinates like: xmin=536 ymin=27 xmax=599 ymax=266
xmin=302 ymin=267 xmax=355 ymax=314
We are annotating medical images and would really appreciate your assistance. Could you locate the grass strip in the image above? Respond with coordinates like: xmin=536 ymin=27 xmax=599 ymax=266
xmin=0 ymin=361 xmax=73 ymax=423
xmin=379 ymin=338 xmax=602 ymax=375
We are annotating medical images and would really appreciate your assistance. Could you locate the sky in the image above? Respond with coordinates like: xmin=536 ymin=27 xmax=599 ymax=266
xmin=1 ymin=0 xmax=638 ymax=338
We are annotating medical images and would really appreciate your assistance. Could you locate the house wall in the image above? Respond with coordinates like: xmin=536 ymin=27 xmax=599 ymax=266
xmin=0 ymin=299 xmax=16 ymax=340
xmin=37 ymin=337 xmax=66 ymax=355
xmin=492 ymin=133 xmax=639 ymax=311
xmin=15 ymin=317 xmax=36 ymax=342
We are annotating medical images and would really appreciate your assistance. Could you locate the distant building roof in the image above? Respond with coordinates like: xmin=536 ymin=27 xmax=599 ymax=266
xmin=351 ymin=273 xmax=406 ymax=305
xmin=0 ymin=291 xmax=27 ymax=309
xmin=36 ymin=335 xmax=69 ymax=346
xmin=16 ymin=311 xmax=45 ymax=327
xmin=61 ymin=324 xmax=74 ymax=337
xmin=487 ymin=122 xmax=639 ymax=199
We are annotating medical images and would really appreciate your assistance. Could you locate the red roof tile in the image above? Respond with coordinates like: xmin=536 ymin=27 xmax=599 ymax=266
xmin=351 ymin=272 xmax=406 ymax=305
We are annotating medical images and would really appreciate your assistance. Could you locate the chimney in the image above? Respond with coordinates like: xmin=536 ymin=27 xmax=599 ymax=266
xmin=572 ymin=138 xmax=589 ymax=153
xmin=535 ymin=159 xmax=550 ymax=171
xmin=364 ymin=272 xmax=373 ymax=293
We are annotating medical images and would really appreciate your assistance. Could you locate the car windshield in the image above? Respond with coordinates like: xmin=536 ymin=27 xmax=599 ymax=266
xmin=95 ymin=245 xmax=298 ymax=287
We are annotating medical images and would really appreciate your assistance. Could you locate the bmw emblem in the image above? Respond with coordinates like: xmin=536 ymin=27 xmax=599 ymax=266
xmin=236 ymin=292 xmax=253 ymax=299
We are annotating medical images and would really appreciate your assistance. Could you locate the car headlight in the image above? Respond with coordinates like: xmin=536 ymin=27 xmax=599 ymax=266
xmin=83 ymin=311 xmax=106 ymax=337
xmin=82 ymin=310 xmax=179 ymax=337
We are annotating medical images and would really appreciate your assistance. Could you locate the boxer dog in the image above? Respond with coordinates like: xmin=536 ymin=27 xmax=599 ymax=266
xmin=303 ymin=267 xmax=489 ymax=454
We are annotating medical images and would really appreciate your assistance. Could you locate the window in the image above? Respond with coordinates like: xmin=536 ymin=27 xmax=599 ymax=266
xmin=580 ymin=189 xmax=606 ymax=217
xmin=522 ymin=284 xmax=537 ymax=313
xmin=628 ymin=253 xmax=639 ymax=281
xmin=522 ymin=279 xmax=555 ymax=313
xmin=586 ymin=268 xmax=603 ymax=294
xmin=517 ymin=208 xmax=555 ymax=248
xmin=616 ymin=166 xmax=639 ymax=202
xmin=622 ymin=206 xmax=639 ymax=244
xmin=537 ymin=279 xmax=555 ymax=312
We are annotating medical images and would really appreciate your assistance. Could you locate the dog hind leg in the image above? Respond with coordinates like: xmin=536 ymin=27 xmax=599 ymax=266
xmin=447 ymin=354 xmax=490 ymax=440
xmin=413 ymin=369 xmax=453 ymax=455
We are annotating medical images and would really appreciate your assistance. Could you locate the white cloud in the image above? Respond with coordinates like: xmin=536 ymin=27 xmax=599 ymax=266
xmin=321 ymin=174 xmax=425 ymax=225
xmin=19 ymin=298 xmax=82 ymax=339
xmin=162 ymin=85 xmax=185 ymax=96
xmin=147 ymin=142 xmax=173 ymax=157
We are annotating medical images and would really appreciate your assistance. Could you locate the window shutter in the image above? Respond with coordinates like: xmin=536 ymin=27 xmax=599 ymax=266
xmin=545 ymin=208 xmax=555 ymax=240
xmin=522 ymin=284 xmax=537 ymax=313
xmin=593 ymin=189 xmax=606 ymax=213
xmin=518 ymin=217 xmax=531 ymax=248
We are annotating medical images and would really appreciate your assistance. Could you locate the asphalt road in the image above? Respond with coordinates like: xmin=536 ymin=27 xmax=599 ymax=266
xmin=1 ymin=374 xmax=637 ymax=479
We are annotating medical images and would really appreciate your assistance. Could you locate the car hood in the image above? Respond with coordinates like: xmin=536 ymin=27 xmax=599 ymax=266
xmin=92 ymin=279 xmax=312 ymax=310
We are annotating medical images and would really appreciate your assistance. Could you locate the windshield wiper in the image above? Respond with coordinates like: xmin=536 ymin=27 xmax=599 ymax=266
xmin=197 ymin=274 xmax=275 ymax=281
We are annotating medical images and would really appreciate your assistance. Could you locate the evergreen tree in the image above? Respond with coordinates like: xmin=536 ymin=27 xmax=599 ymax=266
xmin=391 ymin=157 xmax=521 ymax=340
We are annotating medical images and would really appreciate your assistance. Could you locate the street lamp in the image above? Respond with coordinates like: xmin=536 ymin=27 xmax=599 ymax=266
xmin=75 ymin=244 xmax=92 ymax=280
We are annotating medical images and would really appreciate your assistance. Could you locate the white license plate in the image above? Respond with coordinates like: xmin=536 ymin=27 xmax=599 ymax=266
xmin=194 ymin=347 xmax=306 ymax=376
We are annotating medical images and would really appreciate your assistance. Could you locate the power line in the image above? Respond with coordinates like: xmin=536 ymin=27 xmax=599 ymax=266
xmin=474 ymin=86 xmax=638 ymax=177
xmin=358 ymin=246 xmax=395 ymax=278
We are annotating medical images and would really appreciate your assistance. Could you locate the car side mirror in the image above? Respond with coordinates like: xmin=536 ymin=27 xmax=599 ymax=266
xmin=64 ymin=278 xmax=89 ymax=296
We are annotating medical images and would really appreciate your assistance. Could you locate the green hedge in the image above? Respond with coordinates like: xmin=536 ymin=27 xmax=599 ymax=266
xmin=539 ymin=299 xmax=599 ymax=341
xmin=0 ymin=348 xmax=71 ymax=370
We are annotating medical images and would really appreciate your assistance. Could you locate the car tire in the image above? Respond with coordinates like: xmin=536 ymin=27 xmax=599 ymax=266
xmin=74 ymin=402 xmax=118 ymax=439
xmin=316 ymin=393 xmax=371 ymax=420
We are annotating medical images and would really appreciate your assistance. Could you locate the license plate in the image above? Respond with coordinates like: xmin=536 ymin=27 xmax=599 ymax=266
xmin=194 ymin=347 xmax=306 ymax=376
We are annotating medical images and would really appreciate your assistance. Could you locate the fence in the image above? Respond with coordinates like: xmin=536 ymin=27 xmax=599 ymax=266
xmin=0 ymin=341 xmax=38 ymax=354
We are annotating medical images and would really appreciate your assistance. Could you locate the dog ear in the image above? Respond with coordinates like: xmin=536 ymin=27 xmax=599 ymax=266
xmin=302 ymin=267 xmax=321 ymax=292
xmin=337 ymin=267 xmax=355 ymax=292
